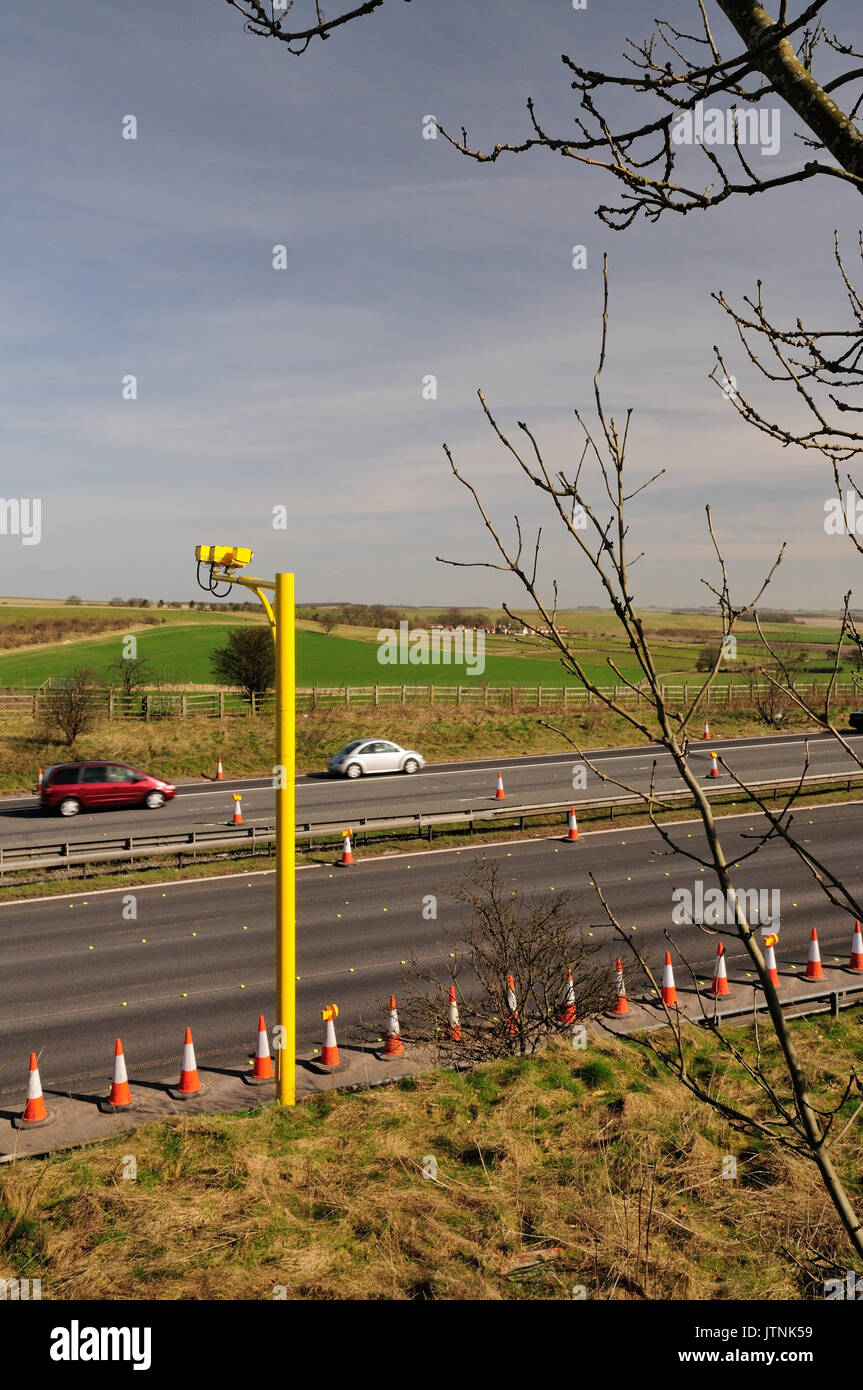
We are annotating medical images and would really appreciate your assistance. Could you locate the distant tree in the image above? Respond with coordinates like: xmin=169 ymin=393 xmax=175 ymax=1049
xmin=41 ymin=667 xmax=98 ymax=748
xmin=108 ymin=597 xmax=126 ymax=607
xmin=105 ymin=655 xmax=154 ymax=698
xmin=210 ymin=627 xmax=275 ymax=702
xmin=695 ymin=644 xmax=723 ymax=673
xmin=65 ymin=595 xmax=83 ymax=606
xmin=319 ymin=611 xmax=340 ymax=635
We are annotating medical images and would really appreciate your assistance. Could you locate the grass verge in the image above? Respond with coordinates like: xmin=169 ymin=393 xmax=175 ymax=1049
xmin=2 ymin=1019 xmax=860 ymax=1299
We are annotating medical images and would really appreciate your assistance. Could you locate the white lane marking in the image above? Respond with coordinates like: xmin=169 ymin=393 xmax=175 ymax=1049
xmin=4 ymin=794 xmax=862 ymax=909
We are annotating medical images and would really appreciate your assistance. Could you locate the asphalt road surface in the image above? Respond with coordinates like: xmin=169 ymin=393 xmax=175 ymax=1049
xmin=1 ymin=730 xmax=862 ymax=852
xmin=0 ymin=799 xmax=861 ymax=1108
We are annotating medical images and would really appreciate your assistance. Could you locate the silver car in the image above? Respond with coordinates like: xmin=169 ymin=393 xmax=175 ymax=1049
xmin=327 ymin=739 xmax=426 ymax=778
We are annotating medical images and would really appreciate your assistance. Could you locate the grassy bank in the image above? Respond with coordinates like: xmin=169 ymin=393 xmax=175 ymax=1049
xmin=1 ymin=1019 xmax=860 ymax=1299
xmin=1 ymin=701 xmax=858 ymax=796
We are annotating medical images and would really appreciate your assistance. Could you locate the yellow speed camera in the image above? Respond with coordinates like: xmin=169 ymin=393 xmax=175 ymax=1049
xmin=195 ymin=544 xmax=253 ymax=569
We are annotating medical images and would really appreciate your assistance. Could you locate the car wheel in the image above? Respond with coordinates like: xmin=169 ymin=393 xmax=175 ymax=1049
xmin=403 ymin=758 xmax=419 ymax=775
xmin=145 ymin=791 xmax=165 ymax=809
xmin=59 ymin=798 xmax=81 ymax=817
xmin=345 ymin=763 xmax=362 ymax=779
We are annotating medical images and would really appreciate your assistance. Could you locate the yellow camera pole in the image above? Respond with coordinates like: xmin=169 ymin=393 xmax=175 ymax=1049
xmin=194 ymin=547 xmax=296 ymax=1105
xmin=274 ymin=572 xmax=295 ymax=1106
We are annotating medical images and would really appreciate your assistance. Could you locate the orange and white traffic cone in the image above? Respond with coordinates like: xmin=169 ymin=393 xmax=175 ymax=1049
xmin=711 ymin=941 xmax=730 ymax=996
xmin=382 ymin=995 xmax=405 ymax=1057
xmin=105 ymin=1038 xmax=135 ymax=1110
xmin=495 ymin=770 xmax=506 ymax=800
xmin=848 ymin=921 xmax=863 ymax=973
xmin=446 ymin=985 xmax=462 ymax=1041
xmin=702 ymin=720 xmax=710 ymax=739
xmin=170 ymin=1026 xmax=203 ymax=1098
xmin=36 ymin=767 xmax=43 ymax=793
xmin=708 ymin=751 xmax=720 ymax=778
xmin=320 ymin=1004 xmax=342 ymax=1068
xmin=806 ymin=927 xmax=824 ymax=980
xmin=14 ymin=1053 xmax=54 ymax=1128
xmin=558 ymin=967 xmax=577 ymax=1025
xmin=566 ymin=807 xmax=579 ymax=842
xmin=611 ymin=957 xmax=630 ymax=1015
xmin=215 ymin=755 xmax=224 ymax=781
xmin=232 ymin=794 xmax=243 ymax=825
xmin=763 ymin=936 xmax=780 ymax=988
xmin=661 ymin=951 xmax=678 ymax=1007
xmin=245 ymin=1014 xmax=275 ymax=1084
xmin=338 ymin=829 xmax=354 ymax=866
xmin=505 ymin=973 xmax=519 ymax=1034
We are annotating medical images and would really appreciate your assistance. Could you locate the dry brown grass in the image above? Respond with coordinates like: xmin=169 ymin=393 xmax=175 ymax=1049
xmin=1 ymin=1018 xmax=860 ymax=1300
xmin=1 ymin=699 xmax=851 ymax=795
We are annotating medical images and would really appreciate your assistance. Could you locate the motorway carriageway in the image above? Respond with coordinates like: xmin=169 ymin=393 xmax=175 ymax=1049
xmin=0 ymin=799 xmax=861 ymax=1106
xmin=2 ymin=730 xmax=863 ymax=852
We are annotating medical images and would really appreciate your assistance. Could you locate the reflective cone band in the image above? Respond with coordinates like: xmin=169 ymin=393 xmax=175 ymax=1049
xmin=612 ymin=957 xmax=629 ymax=1015
xmin=505 ymin=973 xmax=519 ymax=1034
xmin=764 ymin=939 xmax=780 ymax=988
xmin=382 ymin=994 xmax=404 ymax=1056
xmin=175 ymin=1026 xmax=202 ymax=1095
xmin=250 ymin=1014 xmax=274 ymax=1081
xmin=20 ymin=1053 xmax=50 ymax=1125
xmin=806 ymin=927 xmax=824 ymax=980
xmin=321 ymin=1004 xmax=341 ymax=1067
xmin=662 ymin=951 xmax=677 ymax=1007
xmin=558 ymin=967 xmax=577 ymax=1025
xmin=711 ymin=941 xmax=730 ymax=996
xmin=446 ymin=985 xmax=462 ymax=1041
xmin=107 ymin=1037 xmax=134 ymax=1109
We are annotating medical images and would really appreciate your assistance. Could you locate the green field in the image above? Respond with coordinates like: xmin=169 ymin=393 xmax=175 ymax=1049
xmin=0 ymin=601 xmax=857 ymax=690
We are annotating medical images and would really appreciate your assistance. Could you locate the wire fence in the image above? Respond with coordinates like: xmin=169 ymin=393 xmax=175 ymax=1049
xmin=0 ymin=679 xmax=860 ymax=720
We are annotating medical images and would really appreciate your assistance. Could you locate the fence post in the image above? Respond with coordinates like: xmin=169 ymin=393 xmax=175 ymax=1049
xmin=457 ymin=686 xmax=463 ymax=705
xmin=345 ymin=686 xmax=350 ymax=706
xmin=537 ymin=685 xmax=542 ymax=708
xmin=402 ymin=684 xmax=406 ymax=704
xmin=182 ymin=693 xmax=187 ymax=717
xmin=374 ymin=684 xmax=379 ymax=707
xmin=430 ymin=683 xmax=434 ymax=705
xmin=251 ymin=692 xmax=257 ymax=716
xmin=108 ymin=689 xmax=114 ymax=719
xmin=219 ymin=691 xmax=225 ymax=718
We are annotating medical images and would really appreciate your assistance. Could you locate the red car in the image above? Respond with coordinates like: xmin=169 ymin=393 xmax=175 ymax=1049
xmin=40 ymin=762 xmax=177 ymax=816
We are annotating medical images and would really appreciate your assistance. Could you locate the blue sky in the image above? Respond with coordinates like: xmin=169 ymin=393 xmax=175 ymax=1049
xmin=1 ymin=0 xmax=860 ymax=610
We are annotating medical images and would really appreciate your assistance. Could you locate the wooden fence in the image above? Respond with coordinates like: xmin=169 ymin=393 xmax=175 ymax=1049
xmin=0 ymin=680 xmax=860 ymax=720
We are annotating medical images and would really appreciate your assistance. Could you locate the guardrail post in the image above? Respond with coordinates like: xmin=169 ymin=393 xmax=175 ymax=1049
xmin=831 ymin=991 xmax=839 ymax=1018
